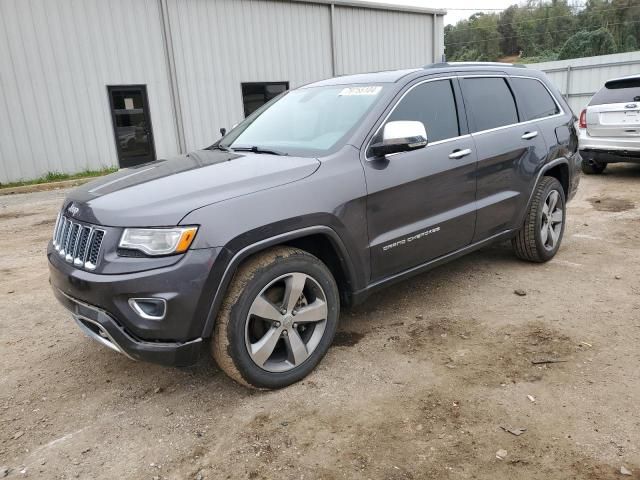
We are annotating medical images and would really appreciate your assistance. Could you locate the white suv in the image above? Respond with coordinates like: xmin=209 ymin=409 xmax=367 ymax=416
xmin=579 ymin=75 xmax=640 ymax=174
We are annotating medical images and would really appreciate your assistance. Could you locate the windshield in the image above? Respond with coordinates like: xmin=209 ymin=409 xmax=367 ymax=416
xmin=220 ymin=84 xmax=387 ymax=156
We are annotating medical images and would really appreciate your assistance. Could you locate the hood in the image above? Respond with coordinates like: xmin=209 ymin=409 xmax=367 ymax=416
xmin=64 ymin=149 xmax=320 ymax=227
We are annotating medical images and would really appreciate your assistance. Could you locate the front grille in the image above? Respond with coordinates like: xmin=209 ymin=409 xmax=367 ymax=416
xmin=52 ymin=214 xmax=106 ymax=270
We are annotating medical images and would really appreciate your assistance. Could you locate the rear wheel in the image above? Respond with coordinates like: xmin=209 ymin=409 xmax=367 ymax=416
xmin=581 ymin=158 xmax=607 ymax=174
xmin=212 ymin=247 xmax=339 ymax=389
xmin=512 ymin=176 xmax=566 ymax=263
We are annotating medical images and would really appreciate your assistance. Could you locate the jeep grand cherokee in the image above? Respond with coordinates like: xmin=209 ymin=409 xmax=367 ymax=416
xmin=49 ymin=63 xmax=580 ymax=389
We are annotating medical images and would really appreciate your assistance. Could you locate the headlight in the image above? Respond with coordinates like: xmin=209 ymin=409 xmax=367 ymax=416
xmin=119 ymin=227 xmax=198 ymax=256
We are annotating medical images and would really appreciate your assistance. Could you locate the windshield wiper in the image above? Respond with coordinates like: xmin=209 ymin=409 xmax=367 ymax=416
xmin=232 ymin=146 xmax=288 ymax=156
xmin=208 ymin=143 xmax=232 ymax=152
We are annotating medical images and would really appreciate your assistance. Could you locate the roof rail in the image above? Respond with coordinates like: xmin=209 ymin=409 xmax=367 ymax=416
xmin=424 ymin=62 xmax=527 ymax=69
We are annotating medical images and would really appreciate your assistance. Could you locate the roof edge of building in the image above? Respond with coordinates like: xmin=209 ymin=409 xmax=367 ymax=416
xmin=290 ymin=0 xmax=446 ymax=16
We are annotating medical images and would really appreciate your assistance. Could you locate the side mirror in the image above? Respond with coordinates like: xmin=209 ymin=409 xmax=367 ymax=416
xmin=370 ymin=121 xmax=428 ymax=158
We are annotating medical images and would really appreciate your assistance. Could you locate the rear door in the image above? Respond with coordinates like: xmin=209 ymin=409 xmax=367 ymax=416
xmin=586 ymin=77 xmax=640 ymax=138
xmin=459 ymin=76 xmax=548 ymax=242
xmin=363 ymin=77 xmax=477 ymax=280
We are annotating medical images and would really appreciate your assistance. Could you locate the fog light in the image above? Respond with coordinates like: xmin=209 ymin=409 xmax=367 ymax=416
xmin=128 ymin=298 xmax=167 ymax=320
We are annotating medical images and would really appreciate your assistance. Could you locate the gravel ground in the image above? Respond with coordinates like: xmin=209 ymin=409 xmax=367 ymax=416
xmin=1 ymin=165 xmax=639 ymax=479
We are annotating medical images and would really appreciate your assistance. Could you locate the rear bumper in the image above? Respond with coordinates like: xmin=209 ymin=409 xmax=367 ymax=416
xmin=578 ymin=129 xmax=640 ymax=162
xmin=580 ymin=148 xmax=640 ymax=164
xmin=53 ymin=287 xmax=203 ymax=366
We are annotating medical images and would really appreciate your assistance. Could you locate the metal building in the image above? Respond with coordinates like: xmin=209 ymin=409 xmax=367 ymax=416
xmin=0 ymin=0 xmax=445 ymax=183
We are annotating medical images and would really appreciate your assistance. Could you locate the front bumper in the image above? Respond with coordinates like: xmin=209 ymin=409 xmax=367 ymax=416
xmin=53 ymin=288 xmax=202 ymax=366
xmin=49 ymin=243 xmax=223 ymax=366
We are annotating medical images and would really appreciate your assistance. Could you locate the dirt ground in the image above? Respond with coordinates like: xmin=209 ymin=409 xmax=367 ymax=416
xmin=1 ymin=165 xmax=640 ymax=480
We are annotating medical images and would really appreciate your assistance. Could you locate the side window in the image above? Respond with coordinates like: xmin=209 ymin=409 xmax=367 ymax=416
xmin=382 ymin=80 xmax=460 ymax=144
xmin=510 ymin=78 xmax=559 ymax=120
xmin=461 ymin=77 xmax=518 ymax=132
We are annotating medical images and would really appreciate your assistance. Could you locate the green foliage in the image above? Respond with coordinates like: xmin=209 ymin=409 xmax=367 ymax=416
xmin=444 ymin=0 xmax=640 ymax=63
xmin=0 ymin=167 xmax=118 ymax=189
xmin=557 ymin=28 xmax=617 ymax=60
xmin=515 ymin=50 xmax=559 ymax=63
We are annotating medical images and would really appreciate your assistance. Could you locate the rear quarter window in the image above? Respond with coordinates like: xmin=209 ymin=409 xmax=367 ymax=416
xmin=589 ymin=78 xmax=640 ymax=106
xmin=510 ymin=77 xmax=559 ymax=120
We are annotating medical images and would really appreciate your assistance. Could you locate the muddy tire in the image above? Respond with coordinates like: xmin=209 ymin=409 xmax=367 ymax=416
xmin=211 ymin=246 xmax=339 ymax=389
xmin=512 ymin=176 xmax=566 ymax=263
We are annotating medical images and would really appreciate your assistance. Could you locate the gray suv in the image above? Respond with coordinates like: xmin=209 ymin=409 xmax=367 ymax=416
xmin=49 ymin=63 xmax=580 ymax=389
xmin=579 ymin=74 xmax=640 ymax=173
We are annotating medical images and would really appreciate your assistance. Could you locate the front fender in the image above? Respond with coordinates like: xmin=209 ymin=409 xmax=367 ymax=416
xmin=195 ymin=224 xmax=361 ymax=339
xmin=180 ymin=148 xmax=369 ymax=339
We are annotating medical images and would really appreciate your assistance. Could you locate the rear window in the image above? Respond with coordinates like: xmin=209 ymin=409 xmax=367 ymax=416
xmin=461 ymin=77 xmax=519 ymax=132
xmin=510 ymin=77 xmax=560 ymax=120
xmin=589 ymin=78 xmax=640 ymax=106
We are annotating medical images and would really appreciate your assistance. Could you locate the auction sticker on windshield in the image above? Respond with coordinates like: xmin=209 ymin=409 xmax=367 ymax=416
xmin=339 ymin=86 xmax=382 ymax=96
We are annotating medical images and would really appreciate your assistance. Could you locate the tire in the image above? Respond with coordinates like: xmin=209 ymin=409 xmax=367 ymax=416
xmin=211 ymin=246 xmax=339 ymax=389
xmin=512 ymin=176 xmax=566 ymax=263
xmin=581 ymin=158 xmax=606 ymax=174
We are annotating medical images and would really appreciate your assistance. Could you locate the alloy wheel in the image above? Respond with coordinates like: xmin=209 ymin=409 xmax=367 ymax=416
xmin=540 ymin=189 xmax=563 ymax=251
xmin=244 ymin=272 xmax=328 ymax=373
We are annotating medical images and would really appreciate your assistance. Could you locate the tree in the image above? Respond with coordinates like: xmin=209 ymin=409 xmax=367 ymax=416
xmin=624 ymin=34 xmax=637 ymax=51
xmin=557 ymin=28 xmax=617 ymax=60
xmin=444 ymin=0 xmax=639 ymax=63
xmin=497 ymin=5 xmax=519 ymax=55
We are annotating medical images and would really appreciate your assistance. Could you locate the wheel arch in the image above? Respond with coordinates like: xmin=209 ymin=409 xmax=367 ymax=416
xmin=528 ymin=157 xmax=570 ymax=207
xmin=514 ymin=157 xmax=569 ymax=231
xmin=200 ymin=226 xmax=358 ymax=339
xmin=543 ymin=162 xmax=569 ymax=198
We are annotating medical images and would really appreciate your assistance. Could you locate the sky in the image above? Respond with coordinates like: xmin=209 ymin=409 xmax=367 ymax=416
xmin=364 ymin=0 xmax=518 ymax=25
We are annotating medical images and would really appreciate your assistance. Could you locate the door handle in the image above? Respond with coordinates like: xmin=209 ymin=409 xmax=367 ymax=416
xmin=449 ymin=148 xmax=472 ymax=159
xmin=521 ymin=131 xmax=539 ymax=140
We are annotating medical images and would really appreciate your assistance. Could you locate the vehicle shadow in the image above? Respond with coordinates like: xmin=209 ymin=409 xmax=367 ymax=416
xmin=596 ymin=162 xmax=640 ymax=180
xmin=347 ymin=241 xmax=516 ymax=313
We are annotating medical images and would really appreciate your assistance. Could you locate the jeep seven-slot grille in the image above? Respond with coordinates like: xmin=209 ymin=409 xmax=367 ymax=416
xmin=52 ymin=214 xmax=106 ymax=270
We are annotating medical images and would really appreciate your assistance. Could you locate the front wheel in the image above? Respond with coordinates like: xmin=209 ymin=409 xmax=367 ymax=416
xmin=212 ymin=247 xmax=339 ymax=389
xmin=512 ymin=176 xmax=566 ymax=263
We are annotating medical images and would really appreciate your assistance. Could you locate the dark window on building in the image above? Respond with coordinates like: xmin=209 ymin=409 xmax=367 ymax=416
xmin=589 ymin=77 xmax=640 ymax=106
xmin=461 ymin=77 xmax=519 ymax=132
xmin=383 ymin=79 xmax=460 ymax=143
xmin=511 ymin=78 xmax=559 ymax=120
xmin=242 ymin=82 xmax=289 ymax=117
xmin=107 ymin=85 xmax=155 ymax=168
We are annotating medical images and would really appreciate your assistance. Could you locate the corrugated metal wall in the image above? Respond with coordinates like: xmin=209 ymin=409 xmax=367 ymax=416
xmin=166 ymin=0 xmax=334 ymax=152
xmin=0 ymin=0 xmax=179 ymax=183
xmin=0 ymin=0 xmax=443 ymax=183
xmin=527 ymin=51 xmax=640 ymax=114
xmin=333 ymin=5 xmax=437 ymax=75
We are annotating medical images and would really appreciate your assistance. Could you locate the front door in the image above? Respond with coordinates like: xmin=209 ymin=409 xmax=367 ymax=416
xmin=108 ymin=85 xmax=156 ymax=168
xmin=363 ymin=78 xmax=477 ymax=281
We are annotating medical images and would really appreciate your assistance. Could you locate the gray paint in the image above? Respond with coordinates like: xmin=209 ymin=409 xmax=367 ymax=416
xmin=49 ymin=65 xmax=580 ymax=368
xmin=0 ymin=0 xmax=444 ymax=183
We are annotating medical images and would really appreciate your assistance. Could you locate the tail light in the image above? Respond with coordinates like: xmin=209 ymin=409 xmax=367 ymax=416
xmin=579 ymin=109 xmax=587 ymax=129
